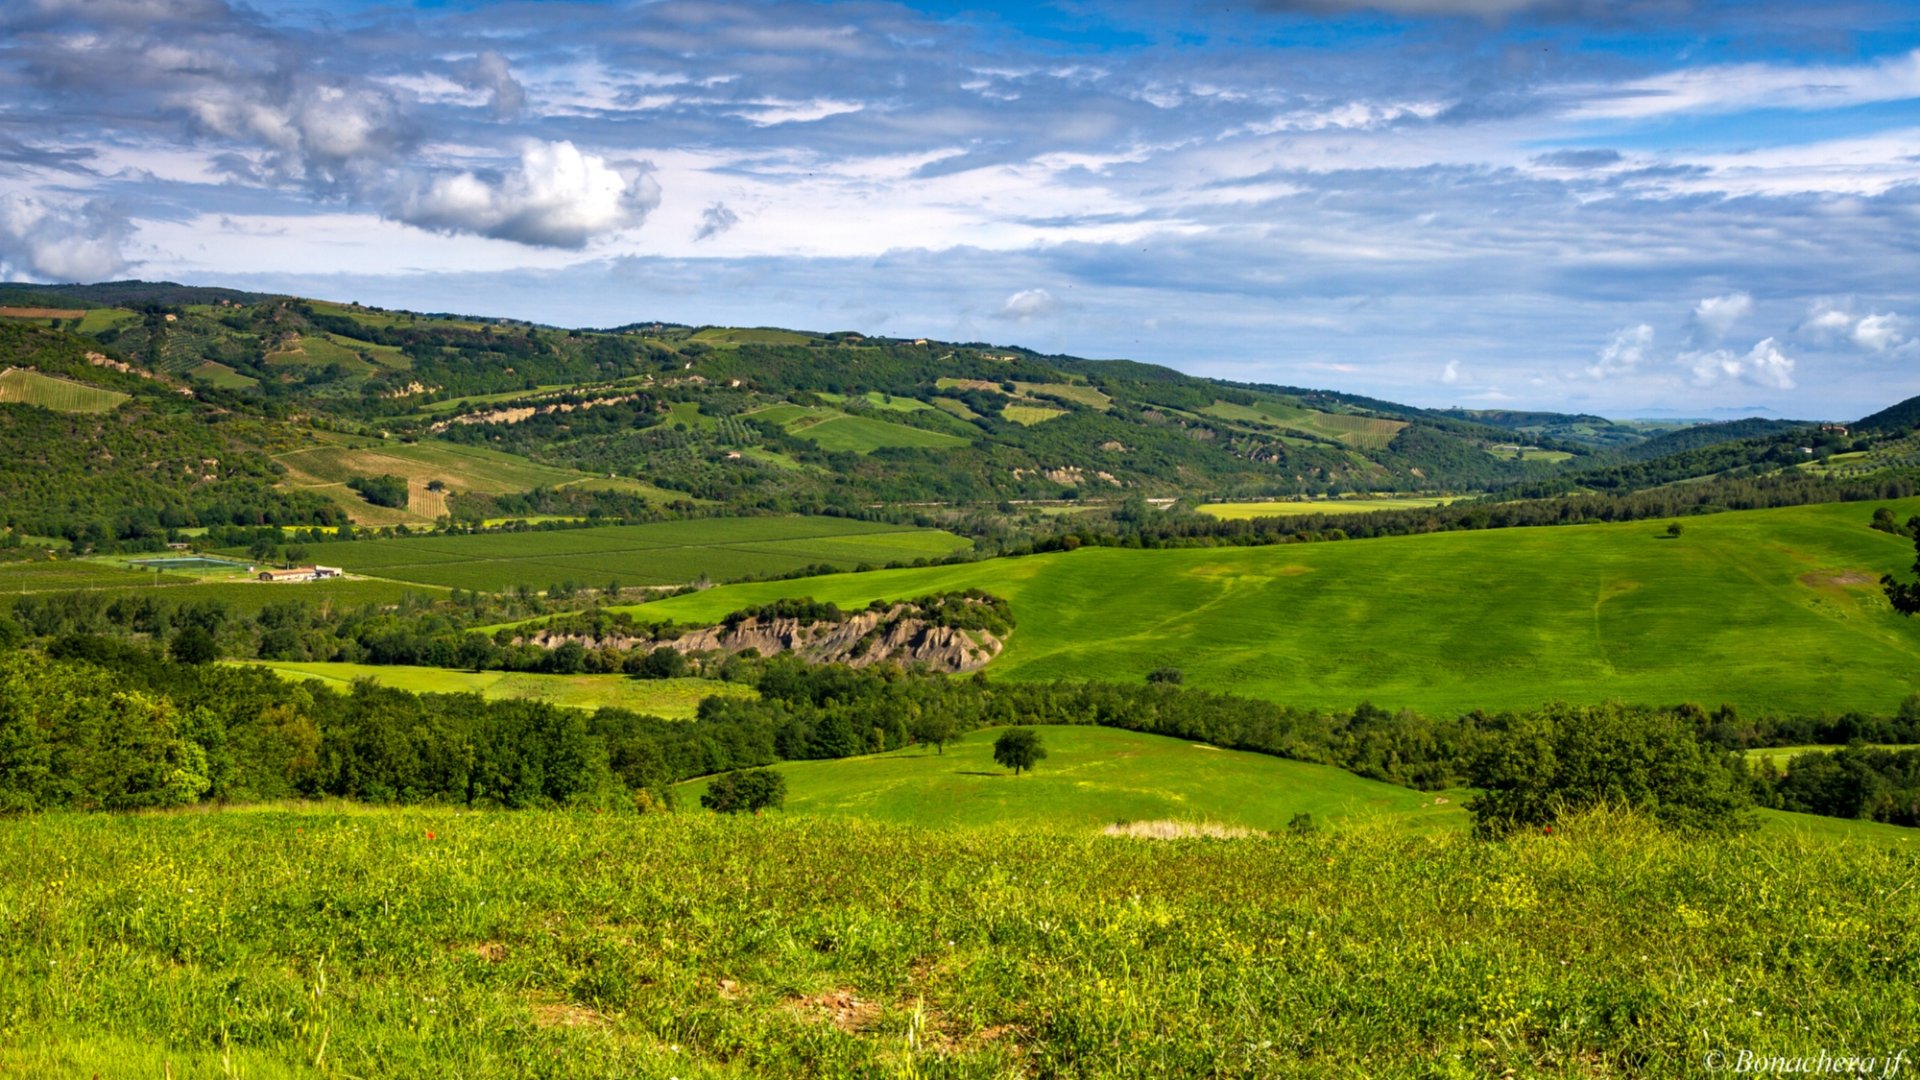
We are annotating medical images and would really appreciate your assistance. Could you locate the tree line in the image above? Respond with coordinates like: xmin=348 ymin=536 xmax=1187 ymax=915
xmin=8 ymin=632 xmax=1909 ymax=834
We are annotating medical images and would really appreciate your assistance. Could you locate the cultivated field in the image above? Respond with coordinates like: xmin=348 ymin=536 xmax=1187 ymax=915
xmin=1001 ymin=404 xmax=1068 ymax=425
xmin=2 ymin=806 xmax=1914 ymax=1077
xmin=279 ymin=517 xmax=971 ymax=592
xmin=0 ymin=572 xmax=442 ymax=616
xmin=1197 ymin=495 xmax=1457 ymax=519
xmin=635 ymin=499 xmax=1920 ymax=717
xmin=244 ymin=661 xmax=755 ymax=718
xmin=682 ymin=725 xmax=1463 ymax=832
xmin=744 ymin=403 xmax=973 ymax=454
xmin=274 ymin=437 xmax=685 ymax=524
xmin=0 ymin=368 xmax=129 ymax=413
xmin=1201 ymin=400 xmax=1407 ymax=449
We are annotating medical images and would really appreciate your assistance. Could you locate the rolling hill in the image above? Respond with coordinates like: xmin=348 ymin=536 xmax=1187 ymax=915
xmin=633 ymin=498 xmax=1920 ymax=717
xmin=680 ymin=724 xmax=1464 ymax=831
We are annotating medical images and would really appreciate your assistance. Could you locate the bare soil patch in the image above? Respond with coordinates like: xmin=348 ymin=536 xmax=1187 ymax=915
xmin=1800 ymin=570 xmax=1878 ymax=589
xmin=787 ymin=988 xmax=882 ymax=1033
xmin=1102 ymin=819 xmax=1261 ymax=840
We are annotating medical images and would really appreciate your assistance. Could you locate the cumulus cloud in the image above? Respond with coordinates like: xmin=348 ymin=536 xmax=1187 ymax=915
xmin=1440 ymin=359 xmax=1461 ymax=384
xmin=1691 ymin=292 xmax=1753 ymax=342
xmin=1585 ymin=324 xmax=1654 ymax=379
xmin=695 ymin=202 xmax=739 ymax=241
xmin=395 ymin=141 xmax=660 ymax=249
xmin=457 ymin=51 xmax=527 ymax=120
xmin=999 ymin=288 xmax=1059 ymax=321
xmin=1803 ymin=301 xmax=1910 ymax=353
xmin=1684 ymin=337 xmax=1796 ymax=390
xmin=0 ymin=194 xmax=132 ymax=281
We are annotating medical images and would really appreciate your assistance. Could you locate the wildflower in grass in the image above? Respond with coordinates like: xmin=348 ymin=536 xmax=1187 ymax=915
xmin=426 ymin=830 xmax=437 ymax=840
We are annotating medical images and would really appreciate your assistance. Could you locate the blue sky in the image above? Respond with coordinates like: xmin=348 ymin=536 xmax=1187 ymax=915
xmin=2 ymin=0 xmax=1918 ymax=418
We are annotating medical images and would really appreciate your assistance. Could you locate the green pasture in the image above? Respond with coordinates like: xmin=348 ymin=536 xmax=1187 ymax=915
xmin=0 ymin=368 xmax=129 ymax=413
xmin=1197 ymin=495 xmax=1457 ymax=519
xmin=3 ymin=804 xmax=1915 ymax=1078
xmin=272 ymin=517 xmax=970 ymax=592
xmin=633 ymin=499 xmax=1920 ymax=717
xmin=682 ymin=725 xmax=1463 ymax=832
xmin=242 ymin=661 xmax=754 ymax=718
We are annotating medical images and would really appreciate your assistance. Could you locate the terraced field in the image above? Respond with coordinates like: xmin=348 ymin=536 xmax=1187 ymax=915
xmin=0 ymin=368 xmax=129 ymax=413
xmin=280 ymin=516 xmax=971 ymax=592
xmin=633 ymin=498 xmax=1920 ymax=717
xmin=243 ymin=661 xmax=756 ymax=718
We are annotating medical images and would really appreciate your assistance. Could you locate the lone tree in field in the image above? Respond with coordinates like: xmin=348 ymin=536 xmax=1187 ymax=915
xmin=994 ymin=728 xmax=1047 ymax=775
xmin=700 ymin=768 xmax=786 ymax=813
xmin=1665 ymin=522 xmax=1684 ymax=538
xmin=912 ymin=712 xmax=960 ymax=755
xmin=1884 ymin=522 xmax=1920 ymax=615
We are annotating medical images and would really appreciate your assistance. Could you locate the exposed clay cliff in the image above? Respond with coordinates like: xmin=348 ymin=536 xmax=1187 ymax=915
xmin=519 ymin=598 xmax=1006 ymax=673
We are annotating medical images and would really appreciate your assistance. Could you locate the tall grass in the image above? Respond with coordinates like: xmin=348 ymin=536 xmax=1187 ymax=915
xmin=1 ymin=806 xmax=1914 ymax=1077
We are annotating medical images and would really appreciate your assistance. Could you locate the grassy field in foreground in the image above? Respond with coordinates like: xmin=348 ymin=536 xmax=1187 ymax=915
xmin=242 ymin=661 xmax=754 ymax=718
xmin=278 ymin=516 xmax=970 ymax=593
xmin=3 ymin=807 xmax=1915 ymax=1077
xmin=1197 ymin=495 xmax=1456 ymax=519
xmin=683 ymin=725 xmax=1465 ymax=832
xmin=633 ymin=499 xmax=1920 ymax=717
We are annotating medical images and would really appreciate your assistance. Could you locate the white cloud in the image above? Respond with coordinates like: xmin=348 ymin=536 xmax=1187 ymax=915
xmin=0 ymin=194 xmax=132 ymax=281
xmin=1803 ymin=300 xmax=1911 ymax=353
xmin=1440 ymin=359 xmax=1461 ymax=384
xmin=1570 ymin=49 xmax=1920 ymax=121
xmin=395 ymin=141 xmax=660 ymax=249
xmin=1692 ymin=292 xmax=1752 ymax=341
xmin=1854 ymin=313 xmax=1910 ymax=352
xmin=999 ymin=288 xmax=1058 ymax=321
xmin=1585 ymin=324 xmax=1653 ymax=380
xmin=1684 ymin=337 xmax=1796 ymax=390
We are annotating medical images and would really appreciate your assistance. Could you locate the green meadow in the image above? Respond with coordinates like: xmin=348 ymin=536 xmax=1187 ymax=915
xmin=243 ymin=661 xmax=755 ymax=718
xmin=633 ymin=499 xmax=1920 ymax=717
xmin=3 ymin=806 xmax=1915 ymax=1078
xmin=682 ymin=725 xmax=1466 ymax=832
xmin=295 ymin=517 xmax=970 ymax=592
